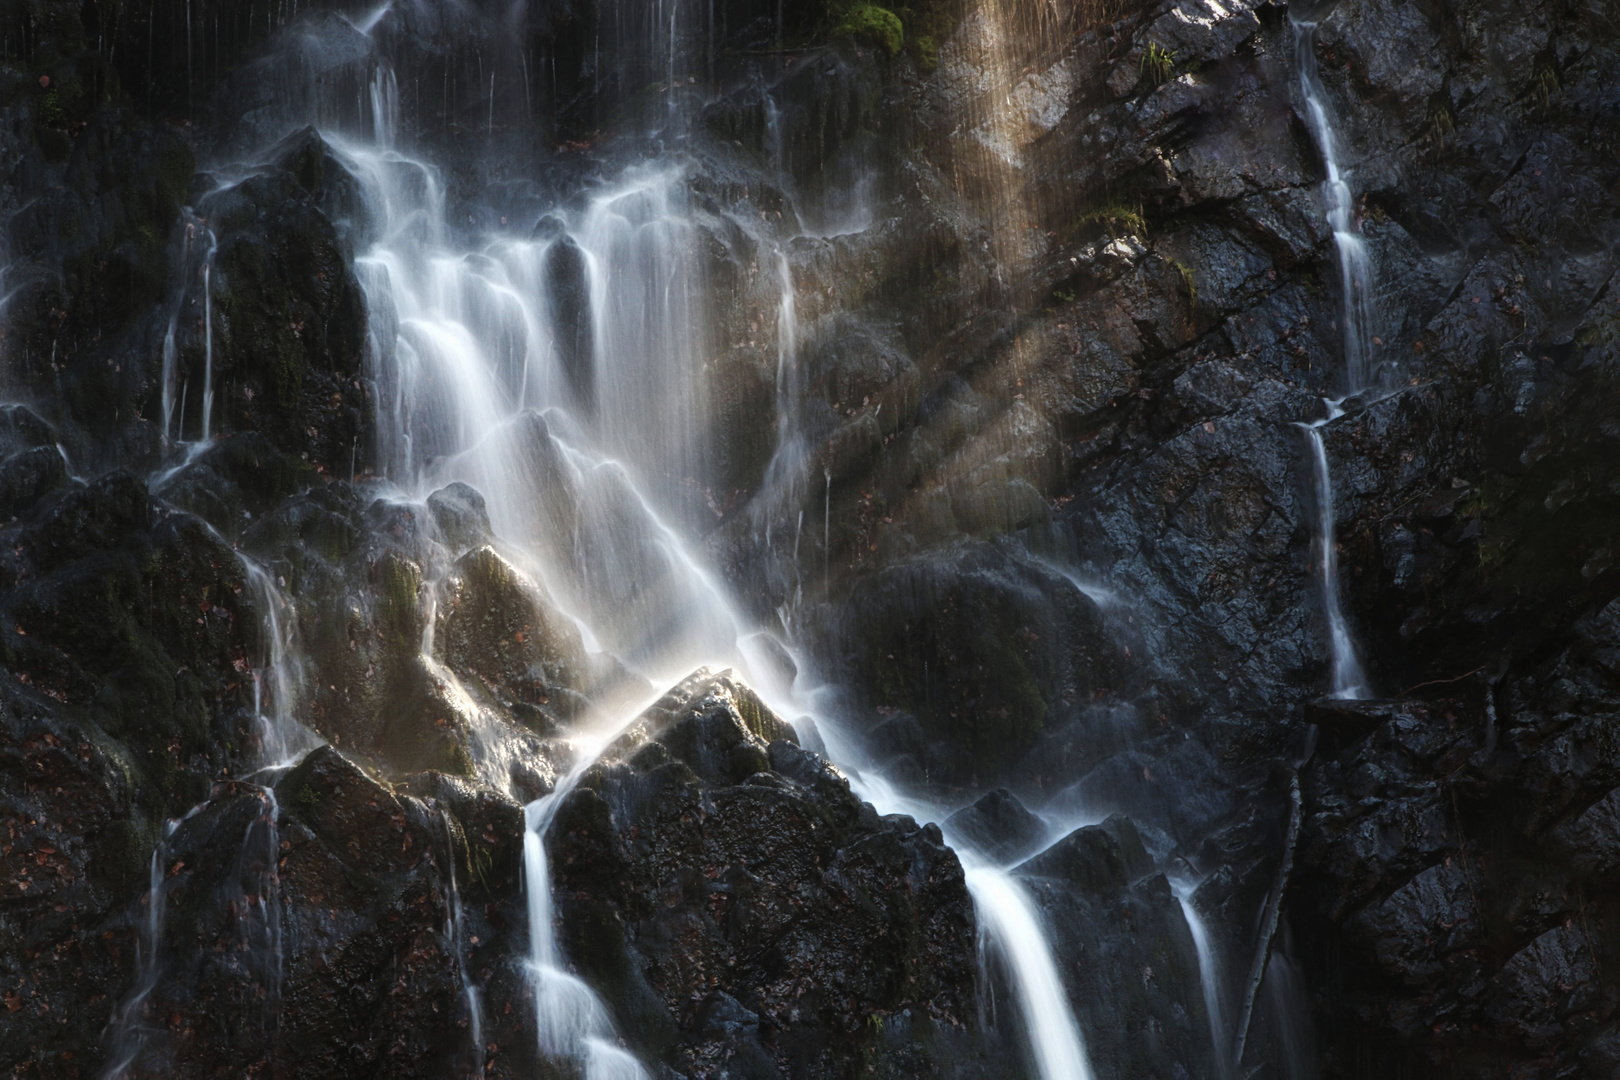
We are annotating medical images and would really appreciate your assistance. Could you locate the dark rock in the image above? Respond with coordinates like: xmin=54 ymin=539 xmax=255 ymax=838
xmin=544 ymin=235 xmax=595 ymax=413
xmin=944 ymin=788 xmax=1046 ymax=864
xmin=548 ymin=668 xmax=1013 ymax=1077
xmin=0 ymin=445 xmax=69 ymax=521
xmin=1019 ymin=815 xmax=1155 ymax=895
xmin=426 ymin=481 xmax=493 ymax=555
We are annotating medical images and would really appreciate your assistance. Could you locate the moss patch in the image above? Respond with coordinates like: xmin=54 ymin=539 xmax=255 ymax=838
xmin=835 ymin=5 xmax=904 ymax=56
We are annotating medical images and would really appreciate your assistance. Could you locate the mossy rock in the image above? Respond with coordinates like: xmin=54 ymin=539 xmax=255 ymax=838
xmin=835 ymin=5 xmax=904 ymax=56
xmin=433 ymin=545 xmax=590 ymax=711
xmin=377 ymin=656 xmax=479 ymax=779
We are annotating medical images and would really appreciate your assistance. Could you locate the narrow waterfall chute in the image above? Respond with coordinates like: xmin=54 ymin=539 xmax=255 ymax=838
xmin=1299 ymin=406 xmax=1370 ymax=700
xmin=1292 ymin=9 xmax=1378 ymax=698
xmin=967 ymin=866 xmax=1096 ymax=1080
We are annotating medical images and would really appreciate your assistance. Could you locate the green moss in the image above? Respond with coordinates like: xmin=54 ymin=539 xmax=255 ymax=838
xmin=1069 ymin=201 xmax=1147 ymax=239
xmin=374 ymin=553 xmax=423 ymax=646
xmin=913 ymin=34 xmax=939 ymax=71
xmin=465 ymin=839 xmax=494 ymax=893
xmin=440 ymin=736 xmax=476 ymax=778
xmin=835 ymin=5 xmax=904 ymax=56
xmin=35 ymin=88 xmax=65 ymax=129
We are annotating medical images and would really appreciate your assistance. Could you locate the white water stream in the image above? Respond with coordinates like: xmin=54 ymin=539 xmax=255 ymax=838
xmin=102 ymin=555 xmax=318 ymax=1077
xmin=1300 ymin=407 xmax=1370 ymax=700
xmin=1292 ymin=9 xmax=1375 ymax=701
xmin=323 ymin=36 xmax=1098 ymax=1078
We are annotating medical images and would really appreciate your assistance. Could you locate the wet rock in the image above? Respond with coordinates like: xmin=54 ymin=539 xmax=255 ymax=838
xmin=548 ymin=668 xmax=1014 ymax=1077
xmin=1020 ymin=815 xmax=1155 ymax=894
xmin=433 ymin=545 xmax=592 ymax=719
xmin=269 ymin=125 xmax=372 ymax=255
xmin=544 ymin=234 xmax=595 ymax=413
xmin=823 ymin=541 xmax=1130 ymax=785
xmin=197 ymin=167 xmax=367 ymax=468
xmin=944 ymin=788 xmax=1046 ymax=864
xmin=426 ymin=481 xmax=493 ymax=556
xmin=153 ymin=431 xmax=316 ymax=535
xmin=0 ymin=445 xmax=69 ymax=522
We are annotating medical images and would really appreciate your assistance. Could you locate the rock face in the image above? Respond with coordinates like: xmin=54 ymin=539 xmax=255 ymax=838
xmin=549 ymin=671 xmax=1015 ymax=1078
xmin=3 ymin=0 xmax=1619 ymax=1076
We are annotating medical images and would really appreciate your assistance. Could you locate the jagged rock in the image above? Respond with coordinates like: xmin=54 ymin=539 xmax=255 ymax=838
xmin=426 ymin=481 xmax=493 ymax=556
xmin=433 ymin=545 xmax=592 ymax=719
xmin=944 ymin=788 xmax=1046 ymax=864
xmin=1020 ymin=815 xmax=1155 ymax=894
xmin=546 ymin=668 xmax=1016 ymax=1077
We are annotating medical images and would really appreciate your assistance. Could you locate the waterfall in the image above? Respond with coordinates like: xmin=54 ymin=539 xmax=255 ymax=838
xmin=102 ymin=546 xmax=318 ymax=1076
xmin=1292 ymin=16 xmax=1376 ymax=394
xmin=521 ymin=722 xmax=651 ymax=1078
xmin=152 ymin=16 xmax=1108 ymax=1080
xmin=969 ymin=867 xmax=1096 ymax=1080
xmin=1174 ymin=881 xmax=1234 ymax=1080
xmin=1300 ymin=409 xmax=1369 ymax=699
xmin=1292 ymin=10 xmax=1376 ymax=699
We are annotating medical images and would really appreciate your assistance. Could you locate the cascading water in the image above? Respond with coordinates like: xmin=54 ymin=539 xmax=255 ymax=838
xmin=1292 ymin=6 xmax=1375 ymax=700
xmin=101 ymin=541 xmax=318 ymax=1076
xmin=1174 ymin=880 xmax=1234 ymax=1080
xmin=522 ymin=741 xmax=650 ymax=1079
xmin=1300 ymin=406 xmax=1370 ymax=699
xmin=1293 ymin=12 xmax=1377 ymax=395
xmin=123 ymin=4 xmax=1110 ymax=1075
xmin=330 ymin=56 xmax=1101 ymax=1080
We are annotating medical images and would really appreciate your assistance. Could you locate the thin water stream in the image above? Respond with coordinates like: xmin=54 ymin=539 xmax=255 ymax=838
xmin=101 ymin=553 xmax=318 ymax=1077
xmin=1291 ymin=8 xmax=1376 ymax=701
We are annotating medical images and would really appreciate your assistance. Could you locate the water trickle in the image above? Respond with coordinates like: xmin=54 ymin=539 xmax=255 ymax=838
xmin=200 ymin=261 xmax=214 ymax=442
xmin=1299 ymin=405 xmax=1369 ymax=700
xmin=1174 ymin=880 xmax=1234 ymax=1080
xmin=1293 ymin=16 xmax=1377 ymax=394
xmin=522 ymin=722 xmax=650 ymax=1078
xmin=103 ymin=546 xmax=318 ymax=1076
xmin=160 ymin=211 xmax=219 ymax=446
xmin=440 ymin=815 xmax=485 ymax=1075
xmin=1293 ymin=9 xmax=1377 ymax=698
xmin=102 ymin=816 xmax=186 ymax=1079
